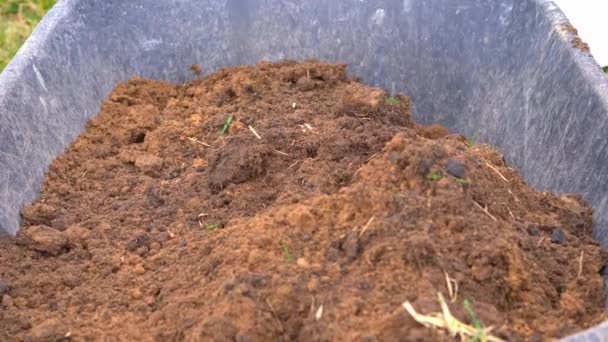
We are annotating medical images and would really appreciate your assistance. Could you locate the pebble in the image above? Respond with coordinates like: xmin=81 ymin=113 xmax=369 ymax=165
xmin=126 ymin=233 xmax=150 ymax=251
xmin=446 ymin=159 xmax=466 ymax=179
xmin=0 ymin=278 xmax=9 ymax=296
xmin=551 ymin=228 xmax=567 ymax=244
xmin=527 ymin=226 xmax=540 ymax=236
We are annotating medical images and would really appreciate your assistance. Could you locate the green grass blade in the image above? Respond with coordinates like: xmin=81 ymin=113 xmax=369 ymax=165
xmin=385 ymin=97 xmax=401 ymax=105
xmin=205 ymin=223 xmax=221 ymax=231
xmin=464 ymin=299 xmax=484 ymax=342
xmin=468 ymin=130 xmax=480 ymax=146
xmin=427 ymin=173 xmax=442 ymax=181
xmin=220 ymin=115 xmax=233 ymax=135
xmin=282 ymin=242 xmax=295 ymax=263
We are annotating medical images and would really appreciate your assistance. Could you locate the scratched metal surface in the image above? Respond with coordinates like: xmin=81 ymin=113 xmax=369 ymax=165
xmin=0 ymin=1 xmax=607 ymax=337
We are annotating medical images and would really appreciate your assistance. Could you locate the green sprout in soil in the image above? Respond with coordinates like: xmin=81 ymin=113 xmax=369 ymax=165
xmin=455 ymin=178 xmax=469 ymax=184
xmin=385 ymin=97 xmax=401 ymax=105
xmin=220 ymin=115 xmax=233 ymax=135
xmin=463 ymin=299 xmax=486 ymax=342
xmin=282 ymin=242 xmax=295 ymax=264
xmin=467 ymin=130 xmax=480 ymax=147
xmin=205 ymin=223 xmax=221 ymax=231
xmin=427 ymin=173 xmax=443 ymax=181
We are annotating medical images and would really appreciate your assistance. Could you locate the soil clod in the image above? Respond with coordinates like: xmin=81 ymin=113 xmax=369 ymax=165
xmin=20 ymin=225 xmax=67 ymax=255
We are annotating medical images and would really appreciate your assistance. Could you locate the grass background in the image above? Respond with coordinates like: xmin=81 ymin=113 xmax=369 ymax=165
xmin=0 ymin=0 xmax=56 ymax=72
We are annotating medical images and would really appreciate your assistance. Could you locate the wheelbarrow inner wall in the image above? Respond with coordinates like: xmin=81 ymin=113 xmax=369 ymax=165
xmin=1 ymin=1 xmax=608 ymax=242
xmin=2 ymin=0 xmax=608 ymax=340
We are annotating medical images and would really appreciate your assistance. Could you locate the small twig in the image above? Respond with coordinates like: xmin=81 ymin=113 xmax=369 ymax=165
xmin=197 ymin=213 xmax=208 ymax=228
xmin=366 ymin=153 xmax=378 ymax=162
xmin=537 ymin=237 xmax=546 ymax=248
xmin=508 ymin=208 xmax=516 ymax=220
xmin=248 ymin=125 xmax=262 ymax=139
xmin=578 ymin=251 xmax=584 ymax=278
xmin=286 ymin=160 xmax=300 ymax=170
xmin=473 ymin=201 xmax=497 ymax=222
xmin=274 ymin=149 xmax=291 ymax=156
xmin=403 ymin=293 xmax=505 ymax=342
xmin=486 ymin=162 xmax=509 ymax=182
xmin=444 ymin=272 xmax=459 ymax=303
xmin=304 ymin=123 xmax=313 ymax=131
xmin=188 ymin=137 xmax=211 ymax=147
xmin=358 ymin=216 xmax=376 ymax=237
xmin=508 ymin=190 xmax=520 ymax=203
xmin=266 ymin=298 xmax=284 ymax=332
xmin=315 ymin=305 xmax=324 ymax=320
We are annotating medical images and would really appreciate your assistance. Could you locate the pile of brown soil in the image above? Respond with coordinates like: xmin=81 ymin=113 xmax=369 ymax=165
xmin=0 ymin=61 xmax=606 ymax=341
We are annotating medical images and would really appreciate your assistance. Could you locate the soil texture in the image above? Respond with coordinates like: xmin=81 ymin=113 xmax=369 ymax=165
xmin=0 ymin=61 xmax=606 ymax=341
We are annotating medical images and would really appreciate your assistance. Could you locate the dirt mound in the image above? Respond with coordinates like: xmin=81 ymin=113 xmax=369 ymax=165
xmin=0 ymin=61 xmax=606 ymax=341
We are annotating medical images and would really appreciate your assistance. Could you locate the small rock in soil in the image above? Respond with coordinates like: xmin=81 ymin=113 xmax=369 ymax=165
xmin=527 ymin=226 xmax=540 ymax=236
xmin=0 ymin=278 xmax=10 ymax=296
xmin=126 ymin=233 xmax=150 ymax=251
xmin=446 ymin=159 xmax=466 ymax=179
xmin=551 ymin=228 xmax=567 ymax=244
xmin=21 ymin=225 xmax=68 ymax=255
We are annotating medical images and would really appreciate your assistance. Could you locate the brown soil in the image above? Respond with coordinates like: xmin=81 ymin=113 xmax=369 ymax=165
xmin=0 ymin=60 xmax=606 ymax=341
xmin=562 ymin=24 xmax=591 ymax=53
